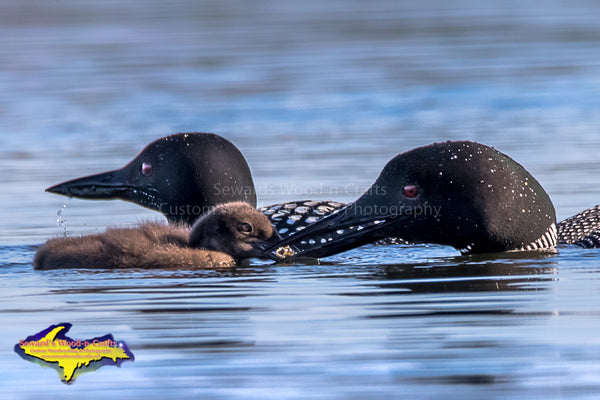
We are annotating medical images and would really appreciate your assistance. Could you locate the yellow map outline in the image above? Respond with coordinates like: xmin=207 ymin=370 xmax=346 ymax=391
xmin=15 ymin=323 xmax=134 ymax=383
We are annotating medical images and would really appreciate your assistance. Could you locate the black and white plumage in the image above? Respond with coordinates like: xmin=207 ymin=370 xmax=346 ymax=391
xmin=557 ymin=205 xmax=600 ymax=247
xmin=260 ymin=200 xmax=409 ymax=245
xmin=259 ymin=200 xmax=346 ymax=237
xmin=524 ymin=223 xmax=558 ymax=250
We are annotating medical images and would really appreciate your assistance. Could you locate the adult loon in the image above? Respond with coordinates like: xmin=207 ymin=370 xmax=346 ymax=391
xmin=263 ymin=141 xmax=600 ymax=260
xmin=34 ymin=202 xmax=280 ymax=270
xmin=46 ymin=133 xmax=345 ymax=237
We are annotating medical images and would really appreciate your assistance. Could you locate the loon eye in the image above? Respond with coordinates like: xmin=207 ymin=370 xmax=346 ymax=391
xmin=239 ymin=222 xmax=253 ymax=233
xmin=141 ymin=162 xmax=153 ymax=176
xmin=403 ymin=185 xmax=419 ymax=198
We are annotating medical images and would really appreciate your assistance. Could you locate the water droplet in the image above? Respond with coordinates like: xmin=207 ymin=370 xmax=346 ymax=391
xmin=56 ymin=200 xmax=71 ymax=237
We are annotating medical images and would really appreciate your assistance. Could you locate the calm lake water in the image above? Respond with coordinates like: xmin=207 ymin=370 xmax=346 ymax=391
xmin=3 ymin=1 xmax=600 ymax=398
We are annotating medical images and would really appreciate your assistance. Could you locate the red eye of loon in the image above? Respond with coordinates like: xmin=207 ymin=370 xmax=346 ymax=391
xmin=141 ymin=162 xmax=153 ymax=176
xmin=403 ymin=185 xmax=419 ymax=198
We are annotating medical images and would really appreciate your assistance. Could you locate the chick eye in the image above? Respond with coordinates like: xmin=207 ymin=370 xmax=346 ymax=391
xmin=239 ymin=222 xmax=253 ymax=233
xmin=403 ymin=185 xmax=419 ymax=198
xmin=141 ymin=162 xmax=153 ymax=176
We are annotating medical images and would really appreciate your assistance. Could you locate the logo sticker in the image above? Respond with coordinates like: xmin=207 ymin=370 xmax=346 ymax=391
xmin=14 ymin=322 xmax=134 ymax=384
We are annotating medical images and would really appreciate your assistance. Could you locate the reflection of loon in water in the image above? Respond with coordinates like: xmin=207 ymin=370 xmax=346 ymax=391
xmin=264 ymin=141 xmax=600 ymax=260
xmin=44 ymin=134 xmax=600 ymax=260
xmin=369 ymin=252 xmax=559 ymax=296
xmin=34 ymin=202 xmax=280 ymax=270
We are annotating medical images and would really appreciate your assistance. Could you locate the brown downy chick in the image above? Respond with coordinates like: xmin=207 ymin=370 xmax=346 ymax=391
xmin=34 ymin=202 xmax=280 ymax=270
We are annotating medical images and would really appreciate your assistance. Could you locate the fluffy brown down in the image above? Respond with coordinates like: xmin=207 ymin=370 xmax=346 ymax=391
xmin=34 ymin=202 xmax=278 ymax=270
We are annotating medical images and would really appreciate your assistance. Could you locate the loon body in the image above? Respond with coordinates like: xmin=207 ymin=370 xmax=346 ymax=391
xmin=264 ymin=141 xmax=600 ymax=260
xmin=34 ymin=202 xmax=280 ymax=270
xmin=46 ymin=133 xmax=344 ymax=237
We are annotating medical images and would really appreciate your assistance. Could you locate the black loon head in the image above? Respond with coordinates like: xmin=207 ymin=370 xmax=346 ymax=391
xmin=265 ymin=141 xmax=557 ymax=259
xmin=189 ymin=201 xmax=282 ymax=261
xmin=46 ymin=133 xmax=257 ymax=225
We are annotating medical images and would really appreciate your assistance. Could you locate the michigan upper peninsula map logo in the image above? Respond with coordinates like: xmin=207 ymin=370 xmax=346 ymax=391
xmin=14 ymin=323 xmax=134 ymax=384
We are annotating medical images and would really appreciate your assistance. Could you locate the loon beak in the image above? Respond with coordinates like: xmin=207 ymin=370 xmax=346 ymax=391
xmin=46 ymin=168 xmax=132 ymax=199
xmin=261 ymin=198 xmax=401 ymax=261
xmin=255 ymin=229 xmax=284 ymax=252
xmin=250 ymin=229 xmax=285 ymax=260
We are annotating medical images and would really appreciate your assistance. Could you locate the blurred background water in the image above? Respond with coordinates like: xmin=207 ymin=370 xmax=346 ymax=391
xmin=3 ymin=0 xmax=600 ymax=398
